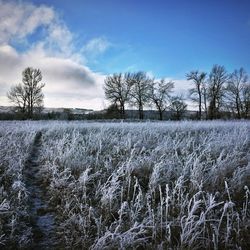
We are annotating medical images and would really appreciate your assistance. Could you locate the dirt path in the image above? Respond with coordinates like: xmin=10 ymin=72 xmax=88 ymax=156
xmin=24 ymin=131 xmax=56 ymax=249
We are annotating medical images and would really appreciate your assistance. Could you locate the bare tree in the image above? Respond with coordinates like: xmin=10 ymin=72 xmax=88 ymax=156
xmin=129 ymin=71 xmax=152 ymax=120
xmin=225 ymin=68 xmax=248 ymax=119
xmin=150 ymin=79 xmax=174 ymax=120
xmin=207 ymin=65 xmax=228 ymax=119
xmin=7 ymin=83 xmax=27 ymax=113
xmin=170 ymin=95 xmax=187 ymax=120
xmin=202 ymin=81 xmax=208 ymax=119
xmin=187 ymin=71 xmax=207 ymax=120
xmin=104 ymin=73 xmax=132 ymax=119
xmin=7 ymin=67 xmax=45 ymax=118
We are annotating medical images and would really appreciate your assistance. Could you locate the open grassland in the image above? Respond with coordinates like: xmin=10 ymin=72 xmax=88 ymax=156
xmin=0 ymin=121 xmax=249 ymax=249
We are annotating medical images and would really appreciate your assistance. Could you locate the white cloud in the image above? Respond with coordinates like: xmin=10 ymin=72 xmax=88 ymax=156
xmin=82 ymin=37 xmax=111 ymax=58
xmin=165 ymin=78 xmax=192 ymax=97
xmin=0 ymin=0 xmax=106 ymax=110
xmin=0 ymin=0 xmax=54 ymax=44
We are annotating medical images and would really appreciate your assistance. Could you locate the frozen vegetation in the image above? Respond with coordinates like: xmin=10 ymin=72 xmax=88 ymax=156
xmin=0 ymin=120 xmax=249 ymax=249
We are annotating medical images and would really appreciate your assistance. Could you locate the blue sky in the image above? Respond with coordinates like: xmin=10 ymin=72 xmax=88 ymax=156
xmin=32 ymin=0 xmax=250 ymax=77
xmin=0 ymin=0 xmax=250 ymax=109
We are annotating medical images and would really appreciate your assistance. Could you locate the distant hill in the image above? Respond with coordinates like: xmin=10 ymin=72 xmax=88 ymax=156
xmin=0 ymin=106 xmax=199 ymax=120
xmin=0 ymin=106 xmax=12 ymax=113
xmin=0 ymin=106 xmax=94 ymax=114
xmin=42 ymin=107 xmax=94 ymax=115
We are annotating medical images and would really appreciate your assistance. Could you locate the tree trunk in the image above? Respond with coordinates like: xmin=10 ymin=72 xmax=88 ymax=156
xmin=203 ymin=88 xmax=208 ymax=120
xmin=157 ymin=106 xmax=163 ymax=120
xmin=198 ymin=86 xmax=202 ymax=120
xmin=176 ymin=110 xmax=180 ymax=120
xmin=208 ymin=98 xmax=216 ymax=119
xmin=159 ymin=111 xmax=163 ymax=120
xmin=121 ymin=104 xmax=125 ymax=119
xmin=235 ymin=95 xmax=241 ymax=119
xmin=139 ymin=103 xmax=144 ymax=120
xmin=198 ymin=94 xmax=202 ymax=120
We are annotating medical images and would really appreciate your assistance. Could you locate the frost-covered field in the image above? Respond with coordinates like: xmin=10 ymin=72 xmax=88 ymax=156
xmin=0 ymin=121 xmax=250 ymax=249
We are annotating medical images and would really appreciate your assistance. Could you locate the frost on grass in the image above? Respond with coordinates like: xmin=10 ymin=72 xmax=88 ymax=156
xmin=0 ymin=120 xmax=250 ymax=249
xmin=0 ymin=122 xmax=37 ymax=248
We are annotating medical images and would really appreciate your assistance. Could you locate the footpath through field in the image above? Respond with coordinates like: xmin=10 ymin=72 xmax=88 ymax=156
xmin=24 ymin=131 xmax=56 ymax=249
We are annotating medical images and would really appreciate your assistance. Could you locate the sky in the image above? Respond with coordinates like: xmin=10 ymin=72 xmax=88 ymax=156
xmin=0 ymin=0 xmax=250 ymax=110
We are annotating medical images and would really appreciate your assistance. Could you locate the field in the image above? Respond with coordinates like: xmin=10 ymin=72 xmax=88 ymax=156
xmin=0 ymin=120 xmax=249 ymax=249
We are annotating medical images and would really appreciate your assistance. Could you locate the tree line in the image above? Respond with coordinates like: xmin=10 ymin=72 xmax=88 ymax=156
xmin=6 ymin=65 xmax=250 ymax=120
xmin=104 ymin=71 xmax=187 ymax=120
xmin=104 ymin=65 xmax=250 ymax=120
xmin=187 ymin=65 xmax=250 ymax=120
